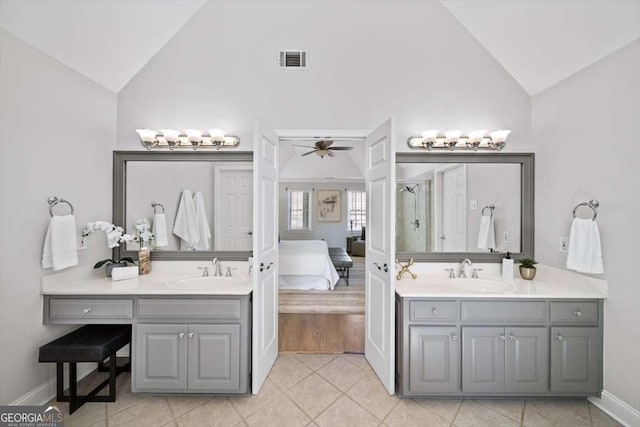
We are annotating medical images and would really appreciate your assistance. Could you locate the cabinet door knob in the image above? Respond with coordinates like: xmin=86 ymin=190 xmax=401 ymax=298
xmin=178 ymin=332 xmax=185 ymax=339
xmin=82 ymin=308 xmax=92 ymax=314
xmin=508 ymin=334 xmax=517 ymax=341
xmin=574 ymin=310 xmax=582 ymax=317
xmin=498 ymin=333 xmax=506 ymax=341
xmin=555 ymin=334 xmax=563 ymax=341
xmin=432 ymin=308 xmax=439 ymax=317
xmin=188 ymin=332 xmax=194 ymax=338
xmin=450 ymin=333 xmax=458 ymax=341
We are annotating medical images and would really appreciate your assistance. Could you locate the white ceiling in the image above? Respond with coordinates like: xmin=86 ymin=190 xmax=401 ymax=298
xmin=1 ymin=1 xmax=638 ymax=95
xmin=441 ymin=0 xmax=640 ymax=95
xmin=0 ymin=0 xmax=205 ymax=93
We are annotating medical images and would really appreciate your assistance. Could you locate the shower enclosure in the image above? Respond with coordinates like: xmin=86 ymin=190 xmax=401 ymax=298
xmin=396 ymin=181 xmax=431 ymax=252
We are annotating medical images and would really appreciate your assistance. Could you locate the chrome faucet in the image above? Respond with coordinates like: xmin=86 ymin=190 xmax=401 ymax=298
xmin=212 ymin=258 xmax=223 ymax=277
xmin=458 ymin=259 xmax=473 ymax=278
xmin=198 ymin=266 xmax=209 ymax=277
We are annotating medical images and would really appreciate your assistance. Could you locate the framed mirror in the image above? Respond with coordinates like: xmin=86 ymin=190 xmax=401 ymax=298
xmin=395 ymin=152 xmax=534 ymax=262
xmin=113 ymin=151 xmax=254 ymax=260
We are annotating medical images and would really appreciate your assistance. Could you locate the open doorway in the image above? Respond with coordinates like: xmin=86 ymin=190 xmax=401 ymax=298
xmin=275 ymin=132 xmax=367 ymax=353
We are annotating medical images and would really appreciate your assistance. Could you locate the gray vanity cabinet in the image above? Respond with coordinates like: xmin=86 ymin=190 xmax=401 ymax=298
xmin=409 ymin=326 xmax=459 ymax=393
xmin=135 ymin=324 xmax=188 ymax=390
xmin=505 ymin=327 xmax=548 ymax=393
xmin=188 ymin=324 xmax=241 ymax=391
xmin=462 ymin=327 xmax=505 ymax=393
xmin=550 ymin=327 xmax=600 ymax=393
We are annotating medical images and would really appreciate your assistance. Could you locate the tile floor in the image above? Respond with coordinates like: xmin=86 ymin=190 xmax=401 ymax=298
xmin=54 ymin=353 xmax=622 ymax=427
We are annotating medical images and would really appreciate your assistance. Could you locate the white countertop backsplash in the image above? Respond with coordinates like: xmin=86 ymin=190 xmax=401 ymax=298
xmin=395 ymin=262 xmax=607 ymax=299
xmin=42 ymin=261 xmax=253 ymax=296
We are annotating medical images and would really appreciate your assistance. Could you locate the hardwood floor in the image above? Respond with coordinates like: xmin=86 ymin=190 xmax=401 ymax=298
xmin=279 ymin=313 xmax=365 ymax=353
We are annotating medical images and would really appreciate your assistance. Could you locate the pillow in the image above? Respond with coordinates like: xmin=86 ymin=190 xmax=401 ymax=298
xmin=360 ymin=226 xmax=366 ymax=241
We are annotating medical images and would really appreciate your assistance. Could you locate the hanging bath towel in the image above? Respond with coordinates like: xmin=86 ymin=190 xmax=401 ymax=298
xmin=153 ymin=212 xmax=169 ymax=247
xmin=567 ymin=218 xmax=604 ymax=274
xmin=477 ymin=214 xmax=496 ymax=251
xmin=42 ymin=214 xmax=78 ymax=271
xmin=193 ymin=191 xmax=211 ymax=251
xmin=173 ymin=190 xmax=199 ymax=250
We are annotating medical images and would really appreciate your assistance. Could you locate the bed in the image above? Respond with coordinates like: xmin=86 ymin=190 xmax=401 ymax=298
xmin=278 ymin=240 xmax=340 ymax=291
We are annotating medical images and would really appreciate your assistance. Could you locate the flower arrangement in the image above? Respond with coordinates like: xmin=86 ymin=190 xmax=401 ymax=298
xmin=82 ymin=221 xmax=135 ymax=248
xmin=134 ymin=219 xmax=154 ymax=248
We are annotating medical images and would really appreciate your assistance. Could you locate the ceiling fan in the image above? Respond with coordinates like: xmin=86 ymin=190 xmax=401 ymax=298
xmin=293 ymin=140 xmax=354 ymax=159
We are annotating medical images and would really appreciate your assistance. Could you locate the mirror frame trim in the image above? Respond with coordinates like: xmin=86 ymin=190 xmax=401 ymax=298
xmin=113 ymin=150 xmax=254 ymax=261
xmin=395 ymin=152 xmax=534 ymax=263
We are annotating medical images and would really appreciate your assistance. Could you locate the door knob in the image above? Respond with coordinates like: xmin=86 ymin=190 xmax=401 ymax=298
xmin=440 ymin=235 xmax=446 ymax=240
xmin=555 ymin=334 xmax=563 ymax=341
xmin=259 ymin=262 xmax=273 ymax=272
xmin=82 ymin=308 xmax=92 ymax=314
xmin=498 ymin=333 xmax=506 ymax=341
xmin=178 ymin=332 xmax=185 ymax=339
xmin=450 ymin=333 xmax=458 ymax=341
xmin=508 ymin=334 xmax=517 ymax=341
xmin=188 ymin=332 xmax=194 ymax=338
xmin=574 ymin=310 xmax=582 ymax=317
xmin=432 ymin=308 xmax=439 ymax=317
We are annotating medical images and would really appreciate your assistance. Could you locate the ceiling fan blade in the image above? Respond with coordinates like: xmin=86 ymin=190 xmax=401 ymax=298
xmin=328 ymin=146 xmax=353 ymax=151
xmin=327 ymin=150 xmax=335 ymax=157
xmin=321 ymin=140 xmax=334 ymax=148
xmin=301 ymin=150 xmax=317 ymax=156
xmin=293 ymin=144 xmax=316 ymax=149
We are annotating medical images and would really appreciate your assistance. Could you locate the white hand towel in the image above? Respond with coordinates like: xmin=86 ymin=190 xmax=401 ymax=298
xmin=42 ymin=215 xmax=78 ymax=271
xmin=173 ymin=189 xmax=200 ymax=250
xmin=153 ymin=213 xmax=168 ymax=247
xmin=111 ymin=266 xmax=139 ymax=281
xmin=567 ymin=218 xmax=604 ymax=274
xmin=193 ymin=191 xmax=211 ymax=250
xmin=477 ymin=215 xmax=496 ymax=251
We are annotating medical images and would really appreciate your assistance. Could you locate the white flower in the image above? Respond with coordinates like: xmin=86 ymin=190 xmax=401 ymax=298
xmin=83 ymin=221 xmax=136 ymax=249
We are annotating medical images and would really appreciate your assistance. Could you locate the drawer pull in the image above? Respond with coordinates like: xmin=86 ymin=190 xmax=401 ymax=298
xmin=188 ymin=332 xmax=194 ymax=338
xmin=178 ymin=332 xmax=185 ymax=339
xmin=498 ymin=333 xmax=506 ymax=341
xmin=508 ymin=334 xmax=517 ymax=341
xmin=82 ymin=308 xmax=92 ymax=314
xmin=574 ymin=310 xmax=582 ymax=317
xmin=432 ymin=308 xmax=439 ymax=317
xmin=555 ymin=334 xmax=563 ymax=341
xmin=450 ymin=333 xmax=458 ymax=341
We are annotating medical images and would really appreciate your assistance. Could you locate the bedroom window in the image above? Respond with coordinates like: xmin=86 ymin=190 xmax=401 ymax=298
xmin=348 ymin=190 xmax=366 ymax=232
xmin=288 ymin=189 xmax=312 ymax=231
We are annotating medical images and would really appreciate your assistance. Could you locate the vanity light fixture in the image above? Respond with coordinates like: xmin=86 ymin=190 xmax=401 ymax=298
xmin=407 ymin=129 xmax=511 ymax=151
xmin=136 ymin=128 xmax=240 ymax=150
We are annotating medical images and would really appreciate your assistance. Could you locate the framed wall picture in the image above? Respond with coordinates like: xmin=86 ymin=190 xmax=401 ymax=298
xmin=317 ymin=190 xmax=341 ymax=222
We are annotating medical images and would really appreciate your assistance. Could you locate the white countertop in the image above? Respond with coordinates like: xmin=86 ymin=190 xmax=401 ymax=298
xmin=395 ymin=263 xmax=607 ymax=299
xmin=41 ymin=261 xmax=253 ymax=296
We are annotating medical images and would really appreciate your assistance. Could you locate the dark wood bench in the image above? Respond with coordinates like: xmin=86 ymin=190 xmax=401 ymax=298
xmin=329 ymin=247 xmax=353 ymax=286
xmin=39 ymin=325 xmax=131 ymax=414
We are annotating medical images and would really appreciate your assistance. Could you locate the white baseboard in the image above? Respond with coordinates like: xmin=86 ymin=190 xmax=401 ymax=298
xmin=590 ymin=390 xmax=640 ymax=427
xmin=10 ymin=363 xmax=97 ymax=406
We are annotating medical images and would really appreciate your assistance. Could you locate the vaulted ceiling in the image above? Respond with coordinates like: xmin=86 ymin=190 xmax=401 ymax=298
xmin=1 ymin=0 xmax=638 ymax=95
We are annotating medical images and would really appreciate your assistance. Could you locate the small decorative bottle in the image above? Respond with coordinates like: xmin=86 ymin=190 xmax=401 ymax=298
xmin=138 ymin=245 xmax=151 ymax=275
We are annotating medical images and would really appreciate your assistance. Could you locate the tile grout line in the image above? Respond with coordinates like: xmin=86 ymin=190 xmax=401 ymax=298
xmin=521 ymin=400 xmax=526 ymax=427
xmin=449 ymin=398 xmax=465 ymax=427
xmin=472 ymin=399 xmax=523 ymax=425
xmin=225 ymin=396 xmax=247 ymax=424
xmin=587 ymin=400 xmax=594 ymax=427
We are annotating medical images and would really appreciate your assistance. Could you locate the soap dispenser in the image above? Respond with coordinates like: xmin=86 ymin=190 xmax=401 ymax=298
xmin=502 ymin=252 xmax=514 ymax=280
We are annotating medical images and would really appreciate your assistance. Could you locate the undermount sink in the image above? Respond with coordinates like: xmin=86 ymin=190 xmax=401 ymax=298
xmin=449 ymin=278 xmax=514 ymax=293
xmin=168 ymin=276 xmax=241 ymax=290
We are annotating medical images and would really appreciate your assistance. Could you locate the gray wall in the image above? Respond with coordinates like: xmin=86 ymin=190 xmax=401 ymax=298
xmin=0 ymin=30 xmax=116 ymax=404
xmin=533 ymin=40 xmax=640 ymax=411
xmin=279 ymin=182 xmax=365 ymax=248
xmin=116 ymin=1 xmax=532 ymax=152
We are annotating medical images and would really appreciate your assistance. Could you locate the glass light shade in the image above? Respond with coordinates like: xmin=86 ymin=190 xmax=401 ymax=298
xmin=489 ymin=130 xmax=511 ymax=143
xmin=136 ymin=129 xmax=158 ymax=143
xmin=159 ymin=129 xmax=181 ymax=142
xmin=421 ymin=130 xmax=439 ymax=141
xmin=444 ymin=130 xmax=462 ymax=142
xmin=208 ymin=129 xmax=226 ymax=141
xmin=467 ymin=130 xmax=487 ymax=143
xmin=184 ymin=129 xmax=203 ymax=143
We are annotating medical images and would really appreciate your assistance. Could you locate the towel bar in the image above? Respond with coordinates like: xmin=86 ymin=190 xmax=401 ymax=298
xmin=151 ymin=202 xmax=165 ymax=214
xmin=481 ymin=204 xmax=495 ymax=216
xmin=573 ymin=200 xmax=599 ymax=220
xmin=47 ymin=196 xmax=74 ymax=217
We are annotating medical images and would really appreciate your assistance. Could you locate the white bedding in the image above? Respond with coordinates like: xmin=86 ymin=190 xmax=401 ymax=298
xmin=278 ymin=240 xmax=340 ymax=290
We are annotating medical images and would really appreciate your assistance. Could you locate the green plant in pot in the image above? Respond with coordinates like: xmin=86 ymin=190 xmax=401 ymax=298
xmin=94 ymin=258 xmax=136 ymax=277
xmin=518 ymin=258 xmax=538 ymax=280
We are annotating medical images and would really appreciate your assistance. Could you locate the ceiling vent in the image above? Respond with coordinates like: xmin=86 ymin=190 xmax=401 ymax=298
xmin=279 ymin=50 xmax=307 ymax=69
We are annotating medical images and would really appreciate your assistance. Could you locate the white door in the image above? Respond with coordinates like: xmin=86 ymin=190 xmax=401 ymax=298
xmin=365 ymin=118 xmax=396 ymax=394
xmin=215 ymin=166 xmax=253 ymax=251
xmin=252 ymin=123 xmax=279 ymax=393
xmin=441 ymin=165 xmax=466 ymax=252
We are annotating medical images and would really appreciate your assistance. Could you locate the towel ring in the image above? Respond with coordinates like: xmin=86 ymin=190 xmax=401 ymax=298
xmin=151 ymin=202 xmax=165 ymax=214
xmin=48 ymin=196 xmax=74 ymax=217
xmin=573 ymin=200 xmax=599 ymax=221
xmin=481 ymin=204 xmax=495 ymax=217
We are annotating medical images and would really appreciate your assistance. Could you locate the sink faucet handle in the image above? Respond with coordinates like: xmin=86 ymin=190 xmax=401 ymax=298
xmin=225 ymin=267 xmax=236 ymax=277
xmin=198 ymin=266 xmax=209 ymax=277
xmin=445 ymin=268 xmax=455 ymax=279
xmin=471 ymin=268 xmax=483 ymax=279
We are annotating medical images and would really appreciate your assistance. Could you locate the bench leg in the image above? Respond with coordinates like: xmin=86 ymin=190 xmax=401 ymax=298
xmin=68 ymin=362 xmax=78 ymax=414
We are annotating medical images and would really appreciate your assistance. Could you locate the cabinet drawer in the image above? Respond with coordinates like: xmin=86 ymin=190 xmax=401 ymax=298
xmin=49 ymin=298 xmax=133 ymax=321
xmin=461 ymin=301 xmax=546 ymax=323
xmin=409 ymin=300 xmax=457 ymax=322
xmin=550 ymin=301 xmax=598 ymax=324
xmin=137 ymin=298 xmax=241 ymax=320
